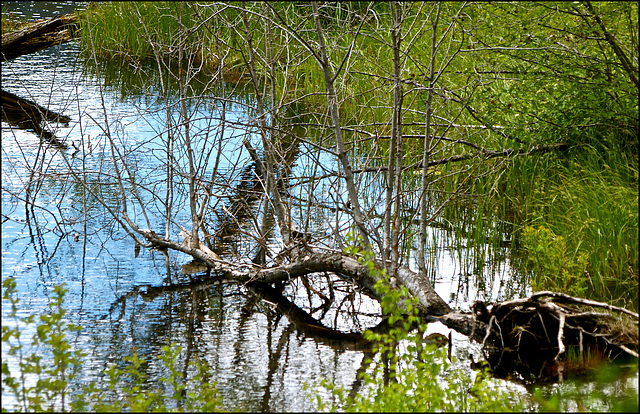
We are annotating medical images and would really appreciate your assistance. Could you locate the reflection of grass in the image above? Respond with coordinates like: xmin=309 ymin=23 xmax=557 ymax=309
xmin=1 ymin=6 xmax=32 ymax=32
xmin=531 ymin=363 xmax=639 ymax=412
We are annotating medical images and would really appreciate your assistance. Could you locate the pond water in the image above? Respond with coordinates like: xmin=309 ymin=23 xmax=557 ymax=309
xmin=2 ymin=2 xmax=636 ymax=412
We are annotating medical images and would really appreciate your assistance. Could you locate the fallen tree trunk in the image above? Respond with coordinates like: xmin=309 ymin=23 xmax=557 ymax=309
xmin=142 ymin=226 xmax=638 ymax=369
xmin=1 ymin=13 xmax=79 ymax=62
xmin=108 ymin=220 xmax=638 ymax=385
xmin=147 ymin=225 xmax=451 ymax=315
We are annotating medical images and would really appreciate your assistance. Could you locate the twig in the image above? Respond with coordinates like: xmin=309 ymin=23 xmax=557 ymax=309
xmin=531 ymin=291 xmax=639 ymax=319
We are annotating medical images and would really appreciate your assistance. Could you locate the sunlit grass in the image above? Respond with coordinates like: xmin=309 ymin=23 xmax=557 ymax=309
xmin=496 ymin=146 xmax=638 ymax=308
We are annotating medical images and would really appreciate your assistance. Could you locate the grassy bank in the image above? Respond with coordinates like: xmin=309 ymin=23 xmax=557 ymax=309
xmin=75 ymin=2 xmax=638 ymax=308
xmin=496 ymin=145 xmax=637 ymax=308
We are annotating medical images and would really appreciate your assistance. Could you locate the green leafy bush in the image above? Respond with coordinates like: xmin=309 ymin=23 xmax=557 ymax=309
xmin=522 ymin=225 xmax=590 ymax=296
xmin=2 ymin=277 xmax=222 ymax=412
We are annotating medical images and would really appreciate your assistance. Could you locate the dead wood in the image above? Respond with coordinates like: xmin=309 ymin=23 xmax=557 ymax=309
xmin=142 ymin=224 xmax=451 ymax=315
xmin=471 ymin=291 xmax=639 ymax=382
xmin=1 ymin=14 xmax=79 ymax=62
xmin=137 ymin=225 xmax=637 ymax=381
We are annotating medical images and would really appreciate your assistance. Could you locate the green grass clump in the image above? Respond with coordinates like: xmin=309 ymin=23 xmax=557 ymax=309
xmin=500 ymin=145 xmax=638 ymax=308
xmin=521 ymin=225 xmax=590 ymax=297
xmin=1 ymin=9 xmax=29 ymax=33
xmin=78 ymin=2 xmax=237 ymax=75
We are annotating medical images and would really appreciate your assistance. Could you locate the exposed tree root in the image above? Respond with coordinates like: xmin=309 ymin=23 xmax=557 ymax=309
xmin=472 ymin=291 xmax=639 ymax=382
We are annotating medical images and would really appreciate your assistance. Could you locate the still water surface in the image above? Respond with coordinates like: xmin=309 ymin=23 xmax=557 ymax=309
xmin=4 ymin=2 xmax=633 ymax=411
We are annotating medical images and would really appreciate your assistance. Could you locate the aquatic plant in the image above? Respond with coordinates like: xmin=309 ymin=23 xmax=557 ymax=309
xmin=307 ymin=239 xmax=525 ymax=412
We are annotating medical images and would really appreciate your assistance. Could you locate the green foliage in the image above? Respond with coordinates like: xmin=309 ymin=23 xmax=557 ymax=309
xmin=503 ymin=146 xmax=638 ymax=308
xmin=449 ymin=1 xmax=638 ymax=306
xmin=2 ymin=278 xmax=84 ymax=412
xmin=522 ymin=225 xmax=590 ymax=297
xmin=466 ymin=1 xmax=638 ymax=306
xmin=531 ymin=364 xmax=639 ymax=412
xmin=308 ymin=240 xmax=524 ymax=412
xmin=2 ymin=277 xmax=222 ymax=412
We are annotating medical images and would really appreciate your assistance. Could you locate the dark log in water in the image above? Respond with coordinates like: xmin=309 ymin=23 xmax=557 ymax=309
xmin=134 ymin=223 xmax=639 ymax=383
xmin=1 ymin=89 xmax=69 ymax=148
xmin=1 ymin=13 xmax=78 ymax=62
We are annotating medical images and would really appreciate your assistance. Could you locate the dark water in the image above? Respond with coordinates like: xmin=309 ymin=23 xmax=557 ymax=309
xmin=2 ymin=2 xmax=635 ymax=411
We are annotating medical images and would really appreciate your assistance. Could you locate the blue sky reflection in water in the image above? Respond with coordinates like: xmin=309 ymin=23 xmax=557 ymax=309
xmin=0 ymin=27 xmax=382 ymax=412
xmin=1 ymin=3 xmax=602 ymax=411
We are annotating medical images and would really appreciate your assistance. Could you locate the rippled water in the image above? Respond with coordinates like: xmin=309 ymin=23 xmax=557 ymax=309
xmin=6 ymin=2 xmax=634 ymax=412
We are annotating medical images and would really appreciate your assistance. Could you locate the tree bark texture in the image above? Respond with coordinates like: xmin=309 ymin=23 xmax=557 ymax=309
xmin=1 ymin=14 xmax=78 ymax=62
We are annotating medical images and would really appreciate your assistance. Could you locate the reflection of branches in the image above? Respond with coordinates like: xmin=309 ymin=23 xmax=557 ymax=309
xmin=261 ymin=323 xmax=295 ymax=411
xmin=249 ymin=282 xmax=370 ymax=347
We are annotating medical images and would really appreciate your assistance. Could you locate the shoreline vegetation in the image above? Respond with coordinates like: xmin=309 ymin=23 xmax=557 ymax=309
xmin=2 ymin=2 xmax=638 ymax=412
xmin=74 ymin=1 xmax=637 ymax=309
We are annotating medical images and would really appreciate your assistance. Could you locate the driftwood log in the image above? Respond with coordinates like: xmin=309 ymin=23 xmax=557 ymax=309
xmin=1 ymin=13 xmax=78 ymax=62
xmin=133 ymin=225 xmax=640 ymax=382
